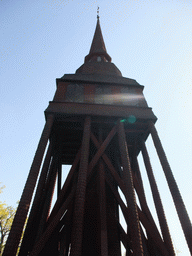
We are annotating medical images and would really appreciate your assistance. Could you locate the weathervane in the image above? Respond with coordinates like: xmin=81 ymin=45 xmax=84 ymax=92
xmin=97 ymin=6 xmax=99 ymax=20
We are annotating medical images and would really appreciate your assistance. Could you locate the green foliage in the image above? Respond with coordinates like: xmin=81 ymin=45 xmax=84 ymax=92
xmin=0 ymin=185 xmax=5 ymax=195
xmin=0 ymin=184 xmax=16 ymax=255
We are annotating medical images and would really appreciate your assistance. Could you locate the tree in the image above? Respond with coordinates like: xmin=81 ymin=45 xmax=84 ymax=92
xmin=0 ymin=185 xmax=16 ymax=255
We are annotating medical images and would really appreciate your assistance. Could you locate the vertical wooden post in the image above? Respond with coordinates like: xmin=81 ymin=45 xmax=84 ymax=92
xmin=57 ymin=158 xmax=62 ymax=198
xmin=18 ymin=141 xmax=53 ymax=256
xmin=132 ymin=153 xmax=163 ymax=244
xmin=141 ymin=140 xmax=175 ymax=256
xmin=29 ymin=188 xmax=76 ymax=256
xmin=59 ymin=203 xmax=73 ymax=256
xmin=98 ymin=126 xmax=108 ymax=256
xmin=149 ymin=121 xmax=192 ymax=254
xmin=118 ymin=121 xmax=143 ymax=256
xmin=70 ymin=116 xmax=91 ymax=256
xmin=47 ymin=148 xmax=81 ymax=225
xmin=34 ymin=154 xmax=58 ymax=244
xmin=3 ymin=114 xmax=54 ymax=256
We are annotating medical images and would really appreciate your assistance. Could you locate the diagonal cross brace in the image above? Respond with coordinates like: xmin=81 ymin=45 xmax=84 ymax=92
xmin=88 ymin=125 xmax=117 ymax=174
xmin=90 ymin=131 xmax=127 ymax=199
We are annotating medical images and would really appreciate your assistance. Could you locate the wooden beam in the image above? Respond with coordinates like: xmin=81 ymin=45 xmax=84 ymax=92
xmin=117 ymin=121 xmax=143 ymax=256
xmin=18 ymin=141 xmax=53 ymax=256
xmin=3 ymin=114 xmax=54 ymax=256
xmin=141 ymin=141 xmax=175 ymax=255
xmin=88 ymin=125 xmax=117 ymax=174
xmin=149 ymin=121 xmax=192 ymax=254
xmin=29 ymin=188 xmax=75 ymax=256
xmin=47 ymin=148 xmax=81 ymax=225
xmin=70 ymin=116 xmax=91 ymax=256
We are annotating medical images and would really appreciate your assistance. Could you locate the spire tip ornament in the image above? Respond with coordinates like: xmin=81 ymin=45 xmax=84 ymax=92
xmin=97 ymin=6 xmax=99 ymax=20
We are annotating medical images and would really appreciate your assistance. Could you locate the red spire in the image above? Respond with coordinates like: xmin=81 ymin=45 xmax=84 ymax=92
xmin=76 ymin=15 xmax=122 ymax=76
xmin=85 ymin=17 xmax=111 ymax=62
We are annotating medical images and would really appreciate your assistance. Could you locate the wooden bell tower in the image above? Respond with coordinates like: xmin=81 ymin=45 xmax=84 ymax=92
xmin=3 ymin=17 xmax=192 ymax=256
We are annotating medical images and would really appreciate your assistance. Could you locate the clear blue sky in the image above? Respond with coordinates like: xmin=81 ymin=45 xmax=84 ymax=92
xmin=1 ymin=0 xmax=192 ymax=255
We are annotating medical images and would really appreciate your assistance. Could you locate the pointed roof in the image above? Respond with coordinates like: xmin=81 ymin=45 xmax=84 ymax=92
xmin=75 ymin=17 xmax=122 ymax=76
xmin=60 ymin=16 xmax=145 ymax=85
xmin=85 ymin=17 xmax=111 ymax=62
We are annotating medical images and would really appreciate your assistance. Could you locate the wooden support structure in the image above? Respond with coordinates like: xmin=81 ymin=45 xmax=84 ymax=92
xmin=118 ymin=121 xmax=143 ymax=256
xmin=3 ymin=114 xmax=54 ymax=256
xmin=141 ymin=141 xmax=175 ymax=255
xmin=70 ymin=116 xmax=91 ymax=256
xmin=149 ymin=121 xmax=192 ymax=255
xmin=3 ymin=16 xmax=192 ymax=256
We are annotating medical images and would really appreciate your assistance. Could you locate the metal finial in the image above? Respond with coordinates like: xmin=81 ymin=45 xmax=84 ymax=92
xmin=97 ymin=6 xmax=99 ymax=20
